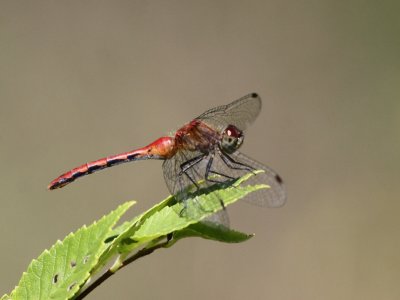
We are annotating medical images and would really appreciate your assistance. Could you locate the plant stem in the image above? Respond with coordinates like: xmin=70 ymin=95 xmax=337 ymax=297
xmin=74 ymin=240 xmax=170 ymax=300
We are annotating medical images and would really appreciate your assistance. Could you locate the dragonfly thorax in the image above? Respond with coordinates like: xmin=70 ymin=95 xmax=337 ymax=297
xmin=219 ymin=124 xmax=244 ymax=154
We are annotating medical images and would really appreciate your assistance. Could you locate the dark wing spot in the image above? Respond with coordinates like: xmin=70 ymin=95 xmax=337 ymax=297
xmin=275 ymin=174 xmax=283 ymax=184
xmin=251 ymin=92 xmax=258 ymax=98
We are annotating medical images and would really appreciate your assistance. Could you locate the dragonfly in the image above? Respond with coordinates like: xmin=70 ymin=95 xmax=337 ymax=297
xmin=48 ymin=93 xmax=286 ymax=217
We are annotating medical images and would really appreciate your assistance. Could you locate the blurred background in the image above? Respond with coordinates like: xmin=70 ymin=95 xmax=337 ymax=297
xmin=1 ymin=1 xmax=399 ymax=299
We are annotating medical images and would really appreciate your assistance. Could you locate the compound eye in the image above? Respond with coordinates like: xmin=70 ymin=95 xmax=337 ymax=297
xmin=220 ymin=125 xmax=244 ymax=154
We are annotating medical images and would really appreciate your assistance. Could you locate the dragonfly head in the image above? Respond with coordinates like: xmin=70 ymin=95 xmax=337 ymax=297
xmin=220 ymin=125 xmax=244 ymax=154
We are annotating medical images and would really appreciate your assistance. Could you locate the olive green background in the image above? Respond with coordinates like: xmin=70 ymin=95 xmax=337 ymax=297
xmin=1 ymin=1 xmax=399 ymax=299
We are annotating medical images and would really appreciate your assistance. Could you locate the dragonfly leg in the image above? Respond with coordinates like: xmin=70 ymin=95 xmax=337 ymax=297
xmin=179 ymin=155 xmax=205 ymax=174
xmin=203 ymin=155 xmax=234 ymax=210
xmin=180 ymin=154 xmax=229 ymax=215
xmin=179 ymin=154 xmax=205 ymax=191
xmin=219 ymin=151 xmax=255 ymax=173
xmin=204 ymin=155 xmax=235 ymax=183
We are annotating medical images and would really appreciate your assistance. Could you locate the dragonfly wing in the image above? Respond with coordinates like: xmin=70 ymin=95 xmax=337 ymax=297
xmin=201 ymin=149 xmax=287 ymax=207
xmin=230 ymin=151 xmax=287 ymax=207
xmin=195 ymin=93 xmax=261 ymax=132
xmin=202 ymin=210 xmax=230 ymax=228
xmin=162 ymin=149 xmax=206 ymax=198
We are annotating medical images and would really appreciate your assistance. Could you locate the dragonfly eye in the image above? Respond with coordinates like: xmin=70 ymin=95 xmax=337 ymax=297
xmin=220 ymin=125 xmax=244 ymax=154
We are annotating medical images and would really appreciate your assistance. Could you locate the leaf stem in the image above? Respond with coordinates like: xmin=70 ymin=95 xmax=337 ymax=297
xmin=74 ymin=239 xmax=170 ymax=300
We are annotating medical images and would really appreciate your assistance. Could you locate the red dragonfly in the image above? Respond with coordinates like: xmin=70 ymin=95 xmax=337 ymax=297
xmin=48 ymin=93 xmax=286 ymax=210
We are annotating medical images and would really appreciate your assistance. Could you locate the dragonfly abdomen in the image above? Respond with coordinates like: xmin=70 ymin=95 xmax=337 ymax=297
xmin=48 ymin=136 xmax=175 ymax=190
xmin=48 ymin=155 xmax=135 ymax=190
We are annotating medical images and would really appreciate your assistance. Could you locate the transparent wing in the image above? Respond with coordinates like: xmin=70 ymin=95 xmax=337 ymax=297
xmin=162 ymin=149 xmax=205 ymax=198
xmin=231 ymin=151 xmax=287 ymax=207
xmin=195 ymin=93 xmax=262 ymax=132
xmin=195 ymin=149 xmax=286 ymax=207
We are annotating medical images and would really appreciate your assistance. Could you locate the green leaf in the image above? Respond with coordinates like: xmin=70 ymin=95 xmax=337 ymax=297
xmin=94 ymin=195 xmax=175 ymax=271
xmin=7 ymin=201 xmax=133 ymax=300
xmin=133 ymin=171 xmax=267 ymax=242
xmin=3 ymin=171 xmax=267 ymax=299
xmin=103 ymin=171 xmax=266 ymax=255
